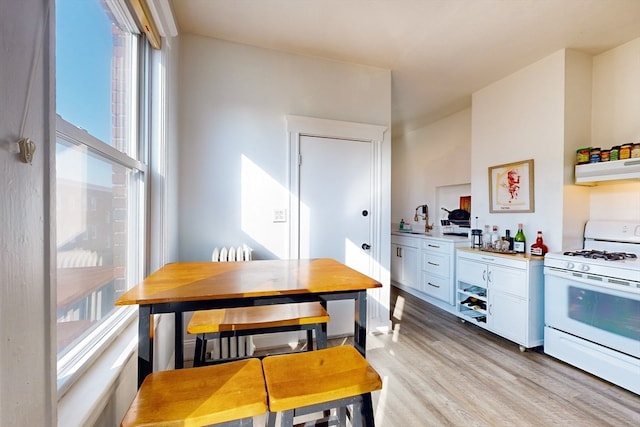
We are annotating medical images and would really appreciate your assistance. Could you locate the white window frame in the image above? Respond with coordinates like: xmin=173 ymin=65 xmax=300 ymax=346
xmin=54 ymin=0 xmax=150 ymax=395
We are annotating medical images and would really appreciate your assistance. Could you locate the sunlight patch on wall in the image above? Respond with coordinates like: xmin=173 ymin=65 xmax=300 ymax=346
xmin=240 ymin=154 xmax=290 ymax=258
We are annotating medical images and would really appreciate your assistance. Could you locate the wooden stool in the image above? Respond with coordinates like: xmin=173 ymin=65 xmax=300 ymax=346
xmin=261 ymin=345 xmax=382 ymax=427
xmin=121 ymin=358 xmax=266 ymax=427
xmin=188 ymin=302 xmax=330 ymax=366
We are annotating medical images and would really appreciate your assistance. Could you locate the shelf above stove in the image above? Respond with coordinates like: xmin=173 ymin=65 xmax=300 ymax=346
xmin=575 ymin=159 xmax=640 ymax=185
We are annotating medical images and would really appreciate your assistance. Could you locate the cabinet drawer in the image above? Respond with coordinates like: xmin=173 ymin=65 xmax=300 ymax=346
xmin=391 ymin=234 xmax=420 ymax=248
xmin=421 ymin=272 xmax=451 ymax=303
xmin=456 ymin=258 xmax=487 ymax=287
xmin=490 ymin=266 xmax=527 ymax=298
xmin=458 ymin=250 xmax=527 ymax=270
xmin=422 ymin=252 xmax=449 ymax=277
xmin=421 ymin=239 xmax=450 ymax=254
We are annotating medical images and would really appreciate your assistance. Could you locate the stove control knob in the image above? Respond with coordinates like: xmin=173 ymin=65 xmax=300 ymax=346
xmin=579 ymin=264 xmax=590 ymax=272
xmin=565 ymin=261 xmax=575 ymax=269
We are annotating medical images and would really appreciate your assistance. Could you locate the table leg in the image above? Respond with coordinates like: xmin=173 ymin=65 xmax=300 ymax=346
xmin=174 ymin=310 xmax=184 ymax=369
xmin=320 ymin=300 xmax=328 ymax=348
xmin=355 ymin=291 xmax=367 ymax=357
xmin=138 ymin=305 xmax=153 ymax=388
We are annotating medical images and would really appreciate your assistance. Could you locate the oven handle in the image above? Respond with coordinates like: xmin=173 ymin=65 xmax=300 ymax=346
xmin=544 ymin=266 xmax=640 ymax=295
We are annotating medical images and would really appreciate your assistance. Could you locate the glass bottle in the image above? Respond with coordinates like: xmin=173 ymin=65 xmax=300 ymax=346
xmin=491 ymin=225 xmax=500 ymax=247
xmin=504 ymin=229 xmax=514 ymax=250
xmin=514 ymin=223 xmax=526 ymax=254
xmin=530 ymin=231 xmax=548 ymax=256
xmin=483 ymin=225 xmax=490 ymax=248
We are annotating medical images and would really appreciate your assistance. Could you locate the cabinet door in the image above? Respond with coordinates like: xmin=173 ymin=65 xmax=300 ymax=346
xmin=402 ymin=245 xmax=419 ymax=289
xmin=457 ymin=257 xmax=487 ymax=288
xmin=489 ymin=264 xmax=527 ymax=298
xmin=390 ymin=243 xmax=403 ymax=283
xmin=391 ymin=243 xmax=419 ymax=289
xmin=489 ymin=291 xmax=527 ymax=344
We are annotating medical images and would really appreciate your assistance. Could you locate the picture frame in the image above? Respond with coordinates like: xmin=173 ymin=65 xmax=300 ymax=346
xmin=488 ymin=159 xmax=534 ymax=213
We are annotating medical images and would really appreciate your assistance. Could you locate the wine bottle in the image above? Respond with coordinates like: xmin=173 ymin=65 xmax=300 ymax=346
xmin=504 ymin=229 xmax=514 ymax=250
xmin=514 ymin=223 xmax=526 ymax=253
xmin=530 ymin=231 xmax=548 ymax=256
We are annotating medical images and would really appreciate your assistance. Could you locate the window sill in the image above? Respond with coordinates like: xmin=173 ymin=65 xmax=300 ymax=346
xmin=57 ymin=312 xmax=138 ymax=426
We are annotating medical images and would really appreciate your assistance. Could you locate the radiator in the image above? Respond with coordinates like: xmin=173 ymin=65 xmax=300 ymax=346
xmin=207 ymin=244 xmax=255 ymax=360
xmin=212 ymin=244 xmax=252 ymax=262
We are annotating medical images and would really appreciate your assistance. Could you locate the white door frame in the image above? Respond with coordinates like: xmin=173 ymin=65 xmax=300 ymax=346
xmin=286 ymin=115 xmax=387 ymax=280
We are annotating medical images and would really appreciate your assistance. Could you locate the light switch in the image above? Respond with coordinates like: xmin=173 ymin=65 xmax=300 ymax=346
xmin=273 ymin=209 xmax=287 ymax=222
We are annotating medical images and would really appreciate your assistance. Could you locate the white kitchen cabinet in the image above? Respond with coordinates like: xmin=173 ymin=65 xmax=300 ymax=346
xmin=392 ymin=231 xmax=469 ymax=311
xmin=456 ymin=248 xmax=544 ymax=350
xmin=419 ymin=238 xmax=465 ymax=305
xmin=391 ymin=234 xmax=420 ymax=290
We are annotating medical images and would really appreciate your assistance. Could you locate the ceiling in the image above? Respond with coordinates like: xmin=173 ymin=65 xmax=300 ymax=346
xmin=170 ymin=0 xmax=640 ymax=136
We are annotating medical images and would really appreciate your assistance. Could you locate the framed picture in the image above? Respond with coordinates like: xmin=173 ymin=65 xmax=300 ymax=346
xmin=488 ymin=159 xmax=534 ymax=213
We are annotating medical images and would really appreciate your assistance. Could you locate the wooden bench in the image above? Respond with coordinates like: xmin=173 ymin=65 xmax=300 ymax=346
xmin=121 ymin=358 xmax=266 ymax=427
xmin=261 ymin=345 xmax=382 ymax=427
xmin=188 ymin=302 xmax=330 ymax=366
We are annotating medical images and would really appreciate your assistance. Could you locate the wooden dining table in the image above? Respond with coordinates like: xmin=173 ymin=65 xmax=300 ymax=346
xmin=115 ymin=258 xmax=382 ymax=386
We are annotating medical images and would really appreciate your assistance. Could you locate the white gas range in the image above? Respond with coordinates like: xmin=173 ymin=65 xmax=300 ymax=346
xmin=543 ymin=220 xmax=640 ymax=395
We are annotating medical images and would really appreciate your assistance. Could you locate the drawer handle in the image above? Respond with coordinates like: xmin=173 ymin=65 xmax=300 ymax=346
xmin=427 ymin=244 xmax=440 ymax=248
xmin=427 ymin=261 xmax=439 ymax=266
xmin=427 ymin=282 xmax=440 ymax=288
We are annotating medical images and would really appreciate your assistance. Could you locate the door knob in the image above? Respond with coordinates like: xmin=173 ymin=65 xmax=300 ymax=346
xmin=361 ymin=243 xmax=371 ymax=250
xmin=362 ymin=210 xmax=369 ymax=216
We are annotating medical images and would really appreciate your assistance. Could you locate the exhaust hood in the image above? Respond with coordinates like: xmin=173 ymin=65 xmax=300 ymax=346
xmin=575 ymin=159 xmax=640 ymax=185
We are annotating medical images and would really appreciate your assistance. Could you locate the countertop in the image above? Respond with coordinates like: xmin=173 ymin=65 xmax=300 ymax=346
xmin=392 ymin=229 xmax=470 ymax=243
xmin=457 ymin=246 xmax=545 ymax=261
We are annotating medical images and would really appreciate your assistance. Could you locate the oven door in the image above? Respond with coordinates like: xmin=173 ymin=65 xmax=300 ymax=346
xmin=544 ymin=267 xmax=640 ymax=359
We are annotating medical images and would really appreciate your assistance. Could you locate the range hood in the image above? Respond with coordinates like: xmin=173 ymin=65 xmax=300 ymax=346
xmin=575 ymin=158 xmax=640 ymax=185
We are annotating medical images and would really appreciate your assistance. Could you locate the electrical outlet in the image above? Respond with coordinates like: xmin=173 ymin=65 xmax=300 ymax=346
xmin=273 ymin=209 xmax=287 ymax=223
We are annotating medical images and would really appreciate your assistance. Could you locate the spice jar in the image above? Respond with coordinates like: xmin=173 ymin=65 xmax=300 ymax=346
xmin=576 ymin=147 xmax=590 ymax=164
xmin=589 ymin=147 xmax=601 ymax=163
xmin=600 ymin=149 xmax=610 ymax=162
xmin=620 ymin=144 xmax=632 ymax=160
xmin=610 ymin=146 xmax=620 ymax=161
xmin=632 ymin=143 xmax=640 ymax=158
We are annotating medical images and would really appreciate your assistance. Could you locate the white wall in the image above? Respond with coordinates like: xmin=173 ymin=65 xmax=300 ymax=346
xmin=472 ymin=50 xmax=568 ymax=252
xmin=391 ymin=108 xmax=471 ymax=226
xmin=589 ymin=38 xmax=640 ymax=223
xmin=561 ymin=49 xmax=593 ymax=249
xmin=0 ymin=0 xmax=54 ymax=425
xmin=178 ymin=35 xmax=391 ymax=262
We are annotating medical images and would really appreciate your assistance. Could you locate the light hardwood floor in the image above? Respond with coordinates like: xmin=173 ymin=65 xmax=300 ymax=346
xmin=362 ymin=286 xmax=640 ymax=426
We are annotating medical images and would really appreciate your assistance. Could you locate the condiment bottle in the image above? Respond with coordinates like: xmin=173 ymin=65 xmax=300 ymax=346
xmin=530 ymin=231 xmax=548 ymax=256
xmin=610 ymin=146 xmax=620 ymax=161
xmin=576 ymin=147 xmax=590 ymax=164
xmin=620 ymin=143 xmax=632 ymax=159
xmin=632 ymin=143 xmax=640 ymax=158
xmin=514 ymin=223 xmax=526 ymax=254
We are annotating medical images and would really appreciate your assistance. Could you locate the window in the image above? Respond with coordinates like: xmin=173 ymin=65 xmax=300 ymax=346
xmin=55 ymin=0 xmax=147 ymax=392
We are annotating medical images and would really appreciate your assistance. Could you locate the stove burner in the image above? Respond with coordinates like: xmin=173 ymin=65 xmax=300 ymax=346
xmin=563 ymin=250 xmax=638 ymax=261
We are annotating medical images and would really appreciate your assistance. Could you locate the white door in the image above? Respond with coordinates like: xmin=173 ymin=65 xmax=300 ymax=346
xmin=299 ymin=135 xmax=373 ymax=336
